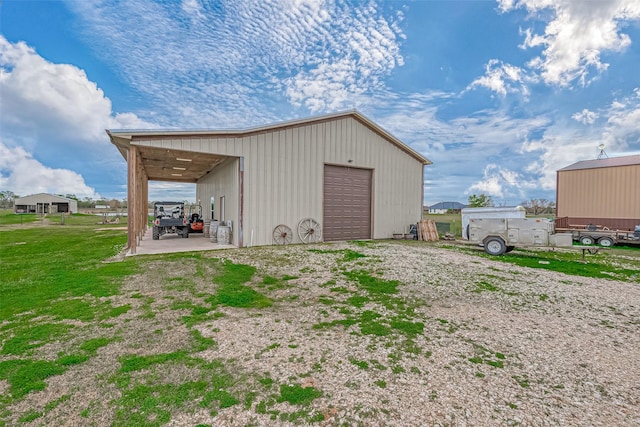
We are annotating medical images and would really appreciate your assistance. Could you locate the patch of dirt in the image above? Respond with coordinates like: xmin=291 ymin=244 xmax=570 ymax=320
xmin=4 ymin=241 xmax=640 ymax=426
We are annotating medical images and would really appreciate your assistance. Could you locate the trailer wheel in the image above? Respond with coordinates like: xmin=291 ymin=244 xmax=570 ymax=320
xmin=579 ymin=235 xmax=595 ymax=245
xmin=484 ymin=237 xmax=507 ymax=256
xmin=597 ymin=236 xmax=614 ymax=247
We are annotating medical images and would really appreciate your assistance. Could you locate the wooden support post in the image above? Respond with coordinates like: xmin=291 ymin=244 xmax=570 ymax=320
xmin=128 ymin=145 xmax=138 ymax=255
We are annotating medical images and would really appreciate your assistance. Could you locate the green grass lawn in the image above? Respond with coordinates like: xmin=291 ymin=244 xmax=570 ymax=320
xmin=1 ymin=217 xmax=638 ymax=426
xmin=0 ymin=220 xmax=325 ymax=425
xmin=423 ymin=212 xmax=463 ymax=237
xmin=0 ymin=210 xmax=40 ymax=226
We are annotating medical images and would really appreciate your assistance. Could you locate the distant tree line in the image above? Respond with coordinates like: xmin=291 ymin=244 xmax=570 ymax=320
xmin=0 ymin=191 xmax=128 ymax=210
xmin=467 ymin=194 xmax=555 ymax=215
xmin=520 ymin=198 xmax=555 ymax=215
xmin=73 ymin=197 xmax=127 ymax=210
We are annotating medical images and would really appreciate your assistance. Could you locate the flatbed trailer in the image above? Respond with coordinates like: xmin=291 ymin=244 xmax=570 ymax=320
xmin=555 ymin=226 xmax=640 ymax=247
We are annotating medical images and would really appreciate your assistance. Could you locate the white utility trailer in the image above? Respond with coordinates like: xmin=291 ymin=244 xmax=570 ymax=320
xmin=468 ymin=217 xmax=574 ymax=255
xmin=461 ymin=206 xmax=526 ymax=239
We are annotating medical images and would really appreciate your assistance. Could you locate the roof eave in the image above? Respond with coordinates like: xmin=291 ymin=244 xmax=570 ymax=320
xmin=106 ymin=110 xmax=433 ymax=165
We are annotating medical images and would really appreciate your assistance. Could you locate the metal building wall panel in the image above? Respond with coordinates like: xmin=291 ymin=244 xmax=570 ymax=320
xmin=320 ymin=117 xmax=423 ymax=239
xmin=139 ymin=115 xmax=425 ymax=246
xmin=558 ymin=165 xmax=640 ymax=220
xmin=196 ymin=158 xmax=239 ymax=245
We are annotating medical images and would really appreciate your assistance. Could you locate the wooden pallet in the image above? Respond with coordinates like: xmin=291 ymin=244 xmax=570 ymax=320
xmin=417 ymin=219 xmax=439 ymax=241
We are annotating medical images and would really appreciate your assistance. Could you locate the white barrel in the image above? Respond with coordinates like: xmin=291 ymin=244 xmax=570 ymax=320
xmin=217 ymin=225 xmax=231 ymax=245
xmin=210 ymin=221 xmax=220 ymax=243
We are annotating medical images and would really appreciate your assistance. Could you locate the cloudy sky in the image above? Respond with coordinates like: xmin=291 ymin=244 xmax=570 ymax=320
xmin=1 ymin=0 xmax=639 ymax=205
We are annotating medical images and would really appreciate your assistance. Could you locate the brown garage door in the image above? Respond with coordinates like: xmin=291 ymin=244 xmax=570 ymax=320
xmin=323 ymin=165 xmax=372 ymax=241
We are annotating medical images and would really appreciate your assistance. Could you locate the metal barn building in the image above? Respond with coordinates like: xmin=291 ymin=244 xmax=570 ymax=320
xmin=14 ymin=193 xmax=78 ymax=214
xmin=107 ymin=111 xmax=432 ymax=254
xmin=556 ymin=154 xmax=640 ymax=230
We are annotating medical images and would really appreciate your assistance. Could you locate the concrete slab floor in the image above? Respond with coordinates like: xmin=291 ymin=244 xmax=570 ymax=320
xmin=126 ymin=228 xmax=236 ymax=256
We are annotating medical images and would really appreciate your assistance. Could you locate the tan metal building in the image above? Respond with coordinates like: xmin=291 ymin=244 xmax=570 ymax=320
xmin=14 ymin=193 xmax=78 ymax=214
xmin=556 ymin=154 xmax=640 ymax=230
xmin=107 ymin=111 xmax=432 ymax=253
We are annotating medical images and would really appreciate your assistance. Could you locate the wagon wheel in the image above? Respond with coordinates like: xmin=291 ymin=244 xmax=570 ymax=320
xmin=272 ymin=224 xmax=293 ymax=245
xmin=297 ymin=218 xmax=322 ymax=244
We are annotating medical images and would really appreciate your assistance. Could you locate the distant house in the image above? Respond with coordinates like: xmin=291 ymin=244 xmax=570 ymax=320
xmin=14 ymin=193 xmax=78 ymax=214
xmin=428 ymin=202 xmax=466 ymax=214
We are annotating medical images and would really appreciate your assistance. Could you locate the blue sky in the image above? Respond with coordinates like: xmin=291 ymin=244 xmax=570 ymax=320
xmin=1 ymin=0 xmax=639 ymax=206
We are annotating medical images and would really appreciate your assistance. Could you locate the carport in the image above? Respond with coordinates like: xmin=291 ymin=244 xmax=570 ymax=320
xmin=107 ymin=131 xmax=235 ymax=254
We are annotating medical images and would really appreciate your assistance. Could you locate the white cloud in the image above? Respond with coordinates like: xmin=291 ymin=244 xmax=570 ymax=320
xmin=148 ymin=182 xmax=196 ymax=202
xmin=467 ymin=164 xmax=533 ymax=199
xmin=519 ymin=89 xmax=640 ymax=190
xmin=499 ymin=0 xmax=640 ymax=86
xmin=467 ymin=165 xmax=507 ymax=198
xmin=602 ymin=93 xmax=640 ymax=150
xmin=66 ymin=0 xmax=405 ymax=119
xmin=572 ymin=109 xmax=599 ymax=125
xmin=467 ymin=59 xmax=530 ymax=97
xmin=181 ymin=0 xmax=205 ymax=20
xmin=0 ymin=36 xmax=156 ymax=198
xmin=0 ymin=142 xmax=99 ymax=199
xmin=0 ymin=36 xmax=155 ymax=139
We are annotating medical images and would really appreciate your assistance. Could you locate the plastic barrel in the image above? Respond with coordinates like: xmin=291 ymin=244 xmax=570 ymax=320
xmin=210 ymin=221 xmax=220 ymax=243
xmin=217 ymin=226 xmax=231 ymax=245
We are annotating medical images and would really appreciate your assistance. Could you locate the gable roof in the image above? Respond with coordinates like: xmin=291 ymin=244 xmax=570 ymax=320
xmin=15 ymin=193 xmax=76 ymax=203
xmin=107 ymin=110 xmax=432 ymax=166
xmin=558 ymin=154 xmax=640 ymax=171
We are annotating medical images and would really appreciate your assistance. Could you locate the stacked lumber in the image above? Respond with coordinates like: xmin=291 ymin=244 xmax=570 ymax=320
xmin=417 ymin=219 xmax=439 ymax=241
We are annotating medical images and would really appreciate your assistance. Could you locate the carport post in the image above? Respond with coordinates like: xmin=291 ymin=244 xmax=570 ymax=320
xmin=128 ymin=145 xmax=139 ymax=254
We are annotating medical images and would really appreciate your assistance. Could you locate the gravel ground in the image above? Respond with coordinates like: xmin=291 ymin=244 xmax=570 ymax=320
xmin=5 ymin=240 xmax=640 ymax=426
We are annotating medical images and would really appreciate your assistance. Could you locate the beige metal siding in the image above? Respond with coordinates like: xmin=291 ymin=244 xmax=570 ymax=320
xmin=136 ymin=116 xmax=424 ymax=246
xmin=323 ymin=165 xmax=372 ymax=241
xmin=196 ymin=158 xmax=239 ymax=245
xmin=557 ymin=164 xmax=640 ymax=219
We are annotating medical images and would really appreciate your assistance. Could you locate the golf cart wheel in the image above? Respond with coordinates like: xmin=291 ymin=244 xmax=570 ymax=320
xmin=181 ymin=229 xmax=189 ymax=238
xmin=579 ymin=235 xmax=595 ymax=245
xmin=298 ymin=218 xmax=322 ymax=244
xmin=152 ymin=227 xmax=160 ymax=240
xmin=273 ymin=224 xmax=293 ymax=245
xmin=597 ymin=236 xmax=614 ymax=247
xmin=484 ymin=237 xmax=506 ymax=256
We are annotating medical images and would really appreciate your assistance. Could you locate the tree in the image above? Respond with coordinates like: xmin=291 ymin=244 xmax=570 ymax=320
xmin=78 ymin=197 xmax=94 ymax=209
xmin=0 ymin=190 xmax=17 ymax=209
xmin=521 ymin=198 xmax=555 ymax=215
xmin=467 ymin=194 xmax=493 ymax=208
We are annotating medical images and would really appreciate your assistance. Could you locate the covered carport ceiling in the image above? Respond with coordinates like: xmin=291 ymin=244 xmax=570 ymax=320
xmin=136 ymin=146 xmax=229 ymax=182
xmin=107 ymin=131 xmax=229 ymax=183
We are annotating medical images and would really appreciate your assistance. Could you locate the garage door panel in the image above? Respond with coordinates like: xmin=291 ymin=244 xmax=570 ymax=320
xmin=323 ymin=165 xmax=372 ymax=241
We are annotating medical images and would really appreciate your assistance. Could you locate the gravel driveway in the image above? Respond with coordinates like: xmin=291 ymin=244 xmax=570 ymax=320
xmin=201 ymin=241 xmax=640 ymax=426
xmin=7 ymin=240 xmax=640 ymax=426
